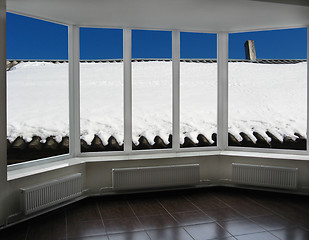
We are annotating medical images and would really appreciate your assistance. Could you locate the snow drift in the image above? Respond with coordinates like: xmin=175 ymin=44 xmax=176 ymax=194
xmin=7 ymin=60 xmax=307 ymax=148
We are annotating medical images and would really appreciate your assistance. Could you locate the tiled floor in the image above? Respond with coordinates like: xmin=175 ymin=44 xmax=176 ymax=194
xmin=1 ymin=187 xmax=309 ymax=240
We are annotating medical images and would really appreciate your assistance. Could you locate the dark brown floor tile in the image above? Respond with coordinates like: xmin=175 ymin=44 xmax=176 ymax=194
xmin=159 ymin=196 xmax=198 ymax=213
xmin=67 ymin=220 xmax=106 ymax=238
xmin=67 ymin=235 xmax=108 ymax=240
xmin=231 ymin=204 xmax=271 ymax=217
xmin=270 ymin=227 xmax=309 ymax=240
xmin=211 ymin=237 xmax=237 ymax=240
xmin=27 ymin=211 xmax=66 ymax=240
xmin=67 ymin=198 xmax=101 ymax=222
xmin=139 ymin=214 xmax=178 ymax=230
xmin=235 ymin=232 xmax=280 ymax=240
xmin=227 ymin=199 xmax=269 ymax=211
xmin=129 ymin=198 xmax=167 ymax=216
xmin=203 ymin=207 xmax=244 ymax=221
xmin=98 ymin=200 xmax=135 ymax=220
xmin=185 ymin=192 xmax=227 ymax=210
xmin=147 ymin=227 xmax=194 ymax=240
xmin=108 ymin=231 xmax=151 ymax=240
xmin=104 ymin=217 xmax=144 ymax=234
xmin=172 ymin=210 xmax=214 ymax=226
xmin=211 ymin=190 xmax=251 ymax=206
xmin=184 ymin=222 xmax=232 ymax=240
xmin=289 ymin=196 xmax=309 ymax=213
xmin=303 ymin=225 xmax=309 ymax=231
xmin=0 ymin=222 xmax=28 ymax=240
xmin=218 ymin=219 xmax=265 ymax=236
xmin=277 ymin=209 xmax=309 ymax=227
xmin=4 ymin=187 xmax=309 ymax=240
xmin=248 ymin=194 xmax=293 ymax=216
xmin=250 ymin=214 xmax=295 ymax=230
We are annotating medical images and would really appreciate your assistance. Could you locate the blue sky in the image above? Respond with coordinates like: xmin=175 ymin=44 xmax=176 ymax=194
xmin=6 ymin=12 xmax=307 ymax=60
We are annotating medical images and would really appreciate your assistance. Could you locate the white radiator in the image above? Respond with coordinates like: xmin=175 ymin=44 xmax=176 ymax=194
xmin=20 ymin=173 xmax=83 ymax=215
xmin=112 ymin=164 xmax=200 ymax=190
xmin=232 ymin=163 xmax=298 ymax=190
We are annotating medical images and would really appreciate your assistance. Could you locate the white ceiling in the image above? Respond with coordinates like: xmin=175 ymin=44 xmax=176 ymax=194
xmin=6 ymin=0 xmax=309 ymax=32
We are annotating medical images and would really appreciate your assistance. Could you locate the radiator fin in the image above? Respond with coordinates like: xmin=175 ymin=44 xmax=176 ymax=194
xmin=232 ymin=163 xmax=298 ymax=190
xmin=21 ymin=173 xmax=82 ymax=215
xmin=113 ymin=164 xmax=200 ymax=190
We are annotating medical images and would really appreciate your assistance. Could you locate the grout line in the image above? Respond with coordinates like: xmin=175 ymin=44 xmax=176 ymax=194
xmin=24 ymin=222 xmax=30 ymax=240
xmin=181 ymin=193 xmax=234 ymax=240
xmin=245 ymin=194 xmax=298 ymax=221
xmin=156 ymin=196 xmax=196 ymax=240
xmin=182 ymin=193 xmax=223 ymax=223
xmin=95 ymin=198 xmax=110 ymax=239
xmin=207 ymin=192 xmax=271 ymax=239
xmin=212 ymin=191 xmax=300 ymax=240
xmin=126 ymin=199 xmax=152 ymax=240
xmin=65 ymin=208 xmax=68 ymax=240
xmin=268 ymin=230 xmax=284 ymax=240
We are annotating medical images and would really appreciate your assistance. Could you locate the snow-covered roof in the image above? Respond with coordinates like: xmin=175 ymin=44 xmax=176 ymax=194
xmin=6 ymin=60 xmax=307 ymax=164
xmin=6 ymin=58 xmax=307 ymax=70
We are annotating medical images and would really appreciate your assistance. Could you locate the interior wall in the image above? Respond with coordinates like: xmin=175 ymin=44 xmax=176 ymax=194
xmin=219 ymin=155 xmax=309 ymax=192
xmin=85 ymin=155 xmax=309 ymax=194
xmin=5 ymin=164 xmax=86 ymax=225
xmin=2 ymin=154 xmax=309 ymax=227
xmin=0 ymin=0 xmax=8 ymax=227
xmin=85 ymin=156 xmax=221 ymax=194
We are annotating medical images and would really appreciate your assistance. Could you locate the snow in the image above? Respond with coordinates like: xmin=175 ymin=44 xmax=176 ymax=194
xmin=229 ymin=62 xmax=307 ymax=143
xmin=6 ymin=61 xmax=307 ymax=145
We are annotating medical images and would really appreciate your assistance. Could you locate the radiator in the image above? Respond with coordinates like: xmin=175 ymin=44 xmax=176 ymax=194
xmin=20 ymin=173 xmax=83 ymax=215
xmin=112 ymin=164 xmax=200 ymax=190
xmin=232 ymin=163 xmax=298 ymax=190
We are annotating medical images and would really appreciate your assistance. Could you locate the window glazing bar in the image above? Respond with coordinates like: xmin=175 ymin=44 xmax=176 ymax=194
xmin=69 ymin=25 xmax=81 ymax=157
xmin=124 ymin=28 xmax=132 ymax=153
xmin=307 ymin=26 xmax=309 ymax=152
xmin=172 ymin=30 xmax=180 ymax=151
xmin=217 ymin=32 xmax=229 ymax=150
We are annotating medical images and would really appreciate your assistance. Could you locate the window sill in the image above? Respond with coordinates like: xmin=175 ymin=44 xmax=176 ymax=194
xmin=7 ymin=149 xmax=309 ymax=181
xmin=221 ymin=150 xmax=309 ymax=161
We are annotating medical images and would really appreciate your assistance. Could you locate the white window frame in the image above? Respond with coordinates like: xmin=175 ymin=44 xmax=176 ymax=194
xmin=4 ymin=11 xmax=309 ymax=172
xmin=79 ymin=28 xmax=220 ymax=157
xmin=226 ymin=27 xmax=309 ymax=155
xmin=6 ymin=13 xmax=72 ymax=172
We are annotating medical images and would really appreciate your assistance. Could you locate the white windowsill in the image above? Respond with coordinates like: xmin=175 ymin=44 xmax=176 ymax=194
xmin=7 ymin=149 xmax=309 ymax=181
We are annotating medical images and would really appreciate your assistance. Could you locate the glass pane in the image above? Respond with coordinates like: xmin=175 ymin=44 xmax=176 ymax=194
xmin=228 ymin=28 xmax=307 ymax=150
xmin=180 ymin=32 xmax=217 ymax=148
xmin=6 ymin=13 xmax=69 ymax=165
xmin=80 ymin=28 xmax=123 ymax=152
xmin=132 ymin=30 xmax=172 ymax=150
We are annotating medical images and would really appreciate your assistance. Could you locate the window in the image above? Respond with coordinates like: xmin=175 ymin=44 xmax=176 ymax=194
xmin=228 ymin=28 xmax=307 ymax=150
xmin=6 ymin=13 xmax=69 ymax=165
xmin=132 ymin=30 xmax=172 ymax=150
xmin=180 ymin=32 xmax=217 ymax=148
xmin=80 ymin=28 xmax=124 ymax=152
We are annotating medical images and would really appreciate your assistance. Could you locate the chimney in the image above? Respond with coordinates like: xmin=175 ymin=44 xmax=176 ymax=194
xmin=244 ymin=40 xmax=256 ymax=61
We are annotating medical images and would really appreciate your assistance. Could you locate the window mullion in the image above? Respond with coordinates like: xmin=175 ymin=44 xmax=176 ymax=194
xmin=172 ymin=30 xmax=180 ymax=152
xmin=217 ymin=32 xmax=229 ymax=150
xmin=69 ymin=25 xmax=81 ymax=157
xmin=124 ymin=28 xmax=132 ymax=153
xmin=306 ymin=26 xmax=309 ymax=153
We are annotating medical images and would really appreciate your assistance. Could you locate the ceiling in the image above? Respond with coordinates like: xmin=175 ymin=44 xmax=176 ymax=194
xmin=250 ymin=0 xmax=309 ymax=6
xmin=6 ymin=0 xmax=309 ymax=32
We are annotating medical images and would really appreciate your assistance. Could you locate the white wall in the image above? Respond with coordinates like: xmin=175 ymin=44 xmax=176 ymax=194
xmin=2 ymin=154 xmax=309 ymax=227
xmin=0 ymin=0 xmax=8 ymax=227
